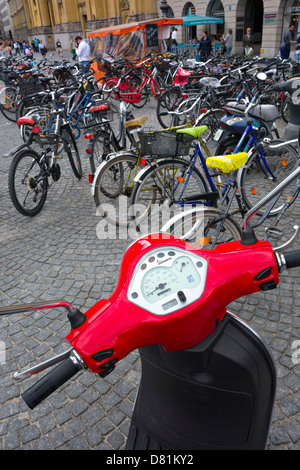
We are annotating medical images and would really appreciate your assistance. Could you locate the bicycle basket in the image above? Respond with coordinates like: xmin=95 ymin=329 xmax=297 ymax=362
xmin=19 ymin=78 xmax=46 ymax=97
xmin=138 ymin=130 xmax=194 ymax=158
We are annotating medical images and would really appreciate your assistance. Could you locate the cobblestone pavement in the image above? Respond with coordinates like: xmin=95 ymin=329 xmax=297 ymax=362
xmin=0 ymin=57 xmax=300 ymax=450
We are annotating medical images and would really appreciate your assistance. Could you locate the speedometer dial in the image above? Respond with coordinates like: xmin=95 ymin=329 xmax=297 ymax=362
xmin=142 ymin=267 xmax=178 ymax=303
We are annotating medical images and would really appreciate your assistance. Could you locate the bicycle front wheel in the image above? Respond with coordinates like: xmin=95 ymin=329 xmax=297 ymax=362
xmin=90 ymin=129 xmax=120 ymax=174
xmin=0 ymin=86 xmax=18 ymax=122
xmin=130 ymin=159 xmax=208 ymax=229
xmin=161 ymin=207 xmax=242 ymax=248
xmin=238 ymin=140 xmax=299 ymax=216
xmin=8 ymin=149 xmax=48 ymax=216
xmin=93 ymin=153 xmax=140 ymax=227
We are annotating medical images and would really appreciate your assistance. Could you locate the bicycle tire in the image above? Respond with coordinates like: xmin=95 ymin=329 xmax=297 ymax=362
xmin=90 ymin=129 xmax=120 ymax=175
xmin=0 ymin=86 xmax=18 ymax=121
xmin=172 ymin=95 xmax=204 ymax=128
xmin=94 ymin=153 xmax=140 ymax=227
xmin=8 ymin=149 xmax=48 ymax=216
xmin=161 ymin=207 xmax=242 ymax=248
xmin=238 ymin=140 xmax=299 ymax=217
xmin=128 ymin=76 xmax=148 ymax=109
xmin=62 ymin=127 xmax=82 ymax=179
xmin=130 ymin=158 xmax=208 ymax=230
xmin=280 ymin=93 xmax=291 ymax=123
xmin=196 ymin=108 xmax=226 ymax=144
xmin=156 ymin=88 xmax=182 ymax=128
xmin=150 ymin=78 xmax=163 ymax=100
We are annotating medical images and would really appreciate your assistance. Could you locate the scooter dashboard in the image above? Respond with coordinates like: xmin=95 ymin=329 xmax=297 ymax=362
xmin=127 ymin=247 xmax=207 ymax=315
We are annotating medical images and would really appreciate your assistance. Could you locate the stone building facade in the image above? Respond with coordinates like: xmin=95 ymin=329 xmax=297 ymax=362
xmin=7 ymin=0 xmax=300 ymax=58
xmin=159 ymin=0 xmax=300 ymax=58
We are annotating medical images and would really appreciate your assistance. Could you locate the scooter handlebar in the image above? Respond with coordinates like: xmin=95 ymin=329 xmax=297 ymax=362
xmin=283 ymin=250 xmax=300 ymax=269
xmin=22 ymin=355 xmax=83 ymax=410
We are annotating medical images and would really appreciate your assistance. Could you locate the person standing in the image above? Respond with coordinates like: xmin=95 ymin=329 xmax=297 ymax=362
xmin=224 ymin=29 xmax=233 ymax=57
xmin=13 ymin=41 xmax=20 ymax=55
xmin=75 ymin=36 xmax=91 ymax=74
xmin=280 ymin=24 xmax=298 ymax=59
xmin=70 ymin=36 xmax=76 ymax=60
xmin=56 ymin=38 xmax=63 ymax=57
xmin=23 ymin=41 xmax=33 ymax=59
xmin=171 ymin=28 xmax=178 ymax=46
xmin=198 ymin=31 xmax=212 ymax=60
xmin=243 ymin=27 xmax=254 ymax=55
xmin=39 ymin=40 xmax=47 ymax=58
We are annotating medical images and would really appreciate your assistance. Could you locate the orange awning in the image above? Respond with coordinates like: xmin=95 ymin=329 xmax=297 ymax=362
xmin=88 ymin=18 xmax=183 ymax=38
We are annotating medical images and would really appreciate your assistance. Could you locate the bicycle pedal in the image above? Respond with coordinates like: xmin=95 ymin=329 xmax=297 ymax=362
xmin=265 ymin=227 xmax=283 ymax=240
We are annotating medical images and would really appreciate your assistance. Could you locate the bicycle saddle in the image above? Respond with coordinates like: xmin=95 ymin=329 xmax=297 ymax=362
xmin=176 ymin=126 xmax=208 ymax=139
xmin=206 ymin=153 xmax=248 ymax=173
xmin=124 ymin=115 xmax=148 ymax=130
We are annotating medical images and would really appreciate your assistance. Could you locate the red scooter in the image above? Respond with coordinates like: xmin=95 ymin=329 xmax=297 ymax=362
xmin=1 ymin=167 xmax=300 ymax=450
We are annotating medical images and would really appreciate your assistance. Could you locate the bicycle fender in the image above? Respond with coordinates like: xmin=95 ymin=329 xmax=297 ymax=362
xmin=3 ymin=142 xmax=28 ymax=158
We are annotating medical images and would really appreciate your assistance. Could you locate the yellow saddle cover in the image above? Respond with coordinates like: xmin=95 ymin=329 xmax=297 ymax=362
xmin=206 ymin=153 xmax=248 ymax=173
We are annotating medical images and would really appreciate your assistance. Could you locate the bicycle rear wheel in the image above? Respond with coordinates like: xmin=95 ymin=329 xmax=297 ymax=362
xmin=196 ymin=108 xmax=226 ymax=144
xmin=161 ymin=207 xmax=242 ymax=248
xmin=130 ymin=158 xmax=208 ymax=230
xmin=8 ymin=149 xmax=48 ymax=216
xmin=156 ymin=88 xmax=182 ymax=128
xmin=93 ymin=153 xmax=139 ymax=227
xmin=0 ymin=86 xmax=18 ymax=122
xmin=238 ymin=141 xmax=299 ymax=216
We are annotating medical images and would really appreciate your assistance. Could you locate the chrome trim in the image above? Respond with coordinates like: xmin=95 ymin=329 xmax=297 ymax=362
xmin=0 ymin=300 xmax=74 ymax=317
xmin=13 ymin=348 xmax=73 ymax=381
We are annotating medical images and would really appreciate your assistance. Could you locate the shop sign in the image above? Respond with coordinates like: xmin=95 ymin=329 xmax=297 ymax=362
xmin=263 ymin=12 xmax=277 ymax=25
xmin=287 ymin=6 xmax=300 ymax=13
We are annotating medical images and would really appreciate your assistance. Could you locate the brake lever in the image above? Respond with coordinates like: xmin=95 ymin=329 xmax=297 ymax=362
xmin=13 ymin=348 xmax=74 ymax=381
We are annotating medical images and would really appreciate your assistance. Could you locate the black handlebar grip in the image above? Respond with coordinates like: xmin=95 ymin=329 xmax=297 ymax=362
xmin=22 ymin=356 xmax=82 ymax=410
xmin=284 ymin=250 xmax=300 ymax=269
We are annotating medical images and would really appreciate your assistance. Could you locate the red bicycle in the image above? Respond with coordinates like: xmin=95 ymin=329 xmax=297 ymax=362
xmin=98 ymin=55 xmax=164 ymax=108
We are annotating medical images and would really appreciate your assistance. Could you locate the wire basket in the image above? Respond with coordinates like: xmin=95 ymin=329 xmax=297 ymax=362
xmin=19 ymin=79 xmax=47 ymax=97
xmin=138 ymin=129 xmax=194 ymax=158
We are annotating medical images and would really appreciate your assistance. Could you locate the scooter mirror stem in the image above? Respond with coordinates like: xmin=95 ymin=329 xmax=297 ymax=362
xmin=240 ymin=227 xmax=258 ymax=245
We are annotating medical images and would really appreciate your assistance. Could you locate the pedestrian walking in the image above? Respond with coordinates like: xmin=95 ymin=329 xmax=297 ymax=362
xmin=70 ymin=36 xmax=77 ymax=60
xmin=39 ymin=40 xmax=47 ymax=58
xmin=75 ymin=36 xmax=91 ymax=74
xmin=280 ymin=24 xmax=298 ymax=59
xmin=224 ymin=29 xmax=233 ymax=57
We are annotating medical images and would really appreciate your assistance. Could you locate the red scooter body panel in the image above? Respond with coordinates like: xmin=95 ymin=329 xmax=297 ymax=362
xmin=66 ymin=235 xmax=279 ymax=374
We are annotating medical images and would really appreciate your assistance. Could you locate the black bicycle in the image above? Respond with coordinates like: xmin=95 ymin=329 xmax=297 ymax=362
xmin=8 ymin=104 xmax=82 ymax=217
